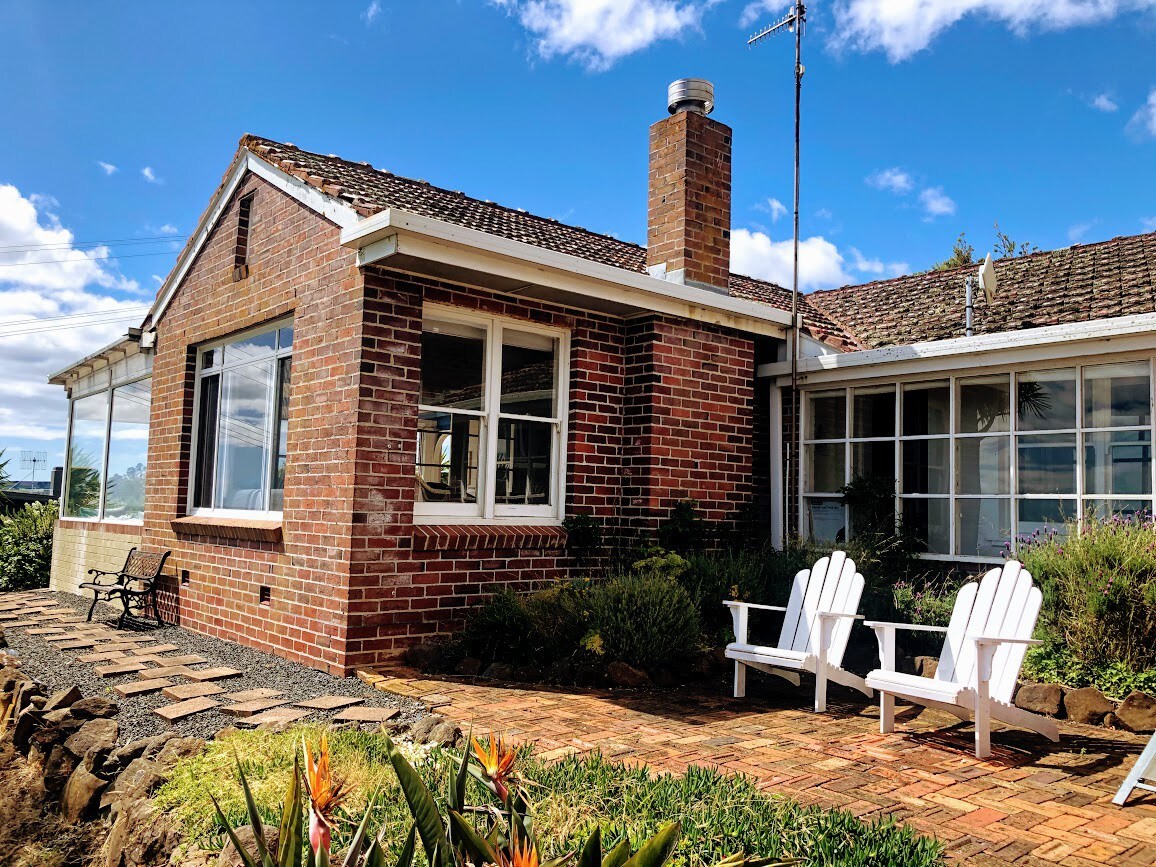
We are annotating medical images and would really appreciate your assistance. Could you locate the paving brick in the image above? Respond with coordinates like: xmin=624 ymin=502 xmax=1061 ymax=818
xmin=241 ymin=707 xmax=313 ymax=728
xmin=136 ymin=666 xmax=199 ymax=679
xmin=129 ymin=644 xmax=180 ymax=655
xmin=221 ymin=699 xmax=292 ymax=718
xmin=136 ymin=654 xmax=206 ymax=666
xmin=333 ymin=706 xmax=399 ymax=723
xmin=184 ymin=667 xmax=243 ymax=682
xmin=114 ymin=678 xmax=175 ymax=697
xmin=295 ymin=696 xmax=364 ymax=711
xmin=95 ymin=660 xmax=152 ymax=676
xmin=77 ymin=651 xmax=129 ymax=663
xmin=25 ymin=627 xmax=66 ymax=635
xmin=162 ymin=682 xmax=226 ymax=701
xmin=224 ymin=688 xmax=284 ymax=702
xmin=154 ymin=696 xmax=220 ymax=721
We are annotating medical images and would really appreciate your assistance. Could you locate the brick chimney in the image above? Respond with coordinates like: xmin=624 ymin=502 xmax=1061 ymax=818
xmin=646 ymin=78 xmax=732 ymax=293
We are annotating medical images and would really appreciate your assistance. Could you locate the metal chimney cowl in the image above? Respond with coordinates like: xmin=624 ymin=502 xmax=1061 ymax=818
xmin=667 ymin=78 xmax=714 ymax=116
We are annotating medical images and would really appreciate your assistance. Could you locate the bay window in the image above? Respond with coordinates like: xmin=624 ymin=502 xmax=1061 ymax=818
xmin=417 ymin=308 xmax=568 ymax=522
xmin=191 ymin=322 xmax=292 ymax=514
xmin=801 ymin=358 xmax=1156 ymax=559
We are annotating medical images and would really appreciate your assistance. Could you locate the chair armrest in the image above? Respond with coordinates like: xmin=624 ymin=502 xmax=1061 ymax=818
xmin=84 ymin=570 xmax=123 ymax=586
xmin=864 ymin=620 xmax=949 ymax=633
xmin=971 ymin=636 xmax=1041 ymax=684
xmin=973 ymin=636 xmax=1042 ymax=647
xmin=722 ymin=601 xmax=788 ymax=613
xmin=817 ymin=612 xmax=863 ymax=621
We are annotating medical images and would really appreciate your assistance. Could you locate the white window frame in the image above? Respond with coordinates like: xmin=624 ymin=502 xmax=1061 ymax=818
xmin=186 ymin=318 xmax=292 ymax=519
xmin=798 ymin=355 xmax=1156 ymax=562
xmin=61 ymin=370 xmax=153 ymax=525
xmin=416 ymin=304 xmax=570 ymax=525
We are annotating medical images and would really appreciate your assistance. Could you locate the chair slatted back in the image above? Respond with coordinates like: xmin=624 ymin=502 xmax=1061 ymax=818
xmin=934 ymin=560 xmax=1041 ymax=703
xmin=777 ymin=551 xmax=864 ymax=666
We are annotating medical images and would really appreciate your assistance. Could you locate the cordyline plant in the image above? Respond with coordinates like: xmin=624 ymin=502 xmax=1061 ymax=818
xmin=211 ymin=730 xmax=797 ymax=867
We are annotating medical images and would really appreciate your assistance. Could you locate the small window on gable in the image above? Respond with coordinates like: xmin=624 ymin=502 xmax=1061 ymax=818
xmin=233 ymin=193 xmax=254 ymax=280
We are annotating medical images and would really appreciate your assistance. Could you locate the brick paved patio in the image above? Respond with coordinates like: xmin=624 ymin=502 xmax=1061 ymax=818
xmin=362 ymin=667 xmax=1156 ymax=866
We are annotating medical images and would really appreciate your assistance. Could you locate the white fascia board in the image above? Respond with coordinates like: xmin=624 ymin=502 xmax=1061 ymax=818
xmin=341 ymin=208 xmax=792 ymax=337
xmin=758 ymin=311 xmax=1156 ymax=383
xmin=147 ymin=151 xmax=361 ymax=327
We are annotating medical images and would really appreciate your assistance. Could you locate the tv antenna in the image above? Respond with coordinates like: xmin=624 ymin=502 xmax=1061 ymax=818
xmin=749 ymin=3 xmax=807 ymax=541
xmin=20 ymin=450 xmax=48 ymax=486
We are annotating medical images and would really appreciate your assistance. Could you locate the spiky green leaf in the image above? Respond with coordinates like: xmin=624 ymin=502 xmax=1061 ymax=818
xmin=277 ymin=753 xmax=304 ymax=867
xmin=340 ymin=793 xmax=379 ymax=867
xmin=384 ymin=735 xmax=451 ymax=867
xmin=394 ymin=825 xmax=417 ymax=867
xmin=602 ymin=837 xmax=633 ymax=867
xmin=579 ymin=827 xmax=602 ymax=867
xmin=211 ymin=794 xmax=261 ymax=867
xmin=621 ymin=823 xmax=681 ymax=867
xmin=449 ymin=810 xmax=500 ymax=866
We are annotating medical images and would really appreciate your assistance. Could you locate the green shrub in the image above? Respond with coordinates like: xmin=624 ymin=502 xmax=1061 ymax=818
xmin=1021 ymin=639 xmax=1156 ymax=700
xmin=1017 ymin=515 xmax=1156 ymax=673
xmin=891 ymin=576 xmax=958 ymax=628
xmin=462 ymin=590 xmax=536 ymax=663
xmin=588 ymin=569 xmax=700 ymax=671
xmin=525 ymin=581 xmax=593 ymax=661
xmin=0 ymin=501 xmax=56 ymax=591
xmin=657 ymin=500 xmax=710 ymax=553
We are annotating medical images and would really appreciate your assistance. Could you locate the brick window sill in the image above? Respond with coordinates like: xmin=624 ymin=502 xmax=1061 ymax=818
xmin=171 ymin=516 xmax=283 ymax=543
xmin=413 ymin=524 xmax=568 ymax=552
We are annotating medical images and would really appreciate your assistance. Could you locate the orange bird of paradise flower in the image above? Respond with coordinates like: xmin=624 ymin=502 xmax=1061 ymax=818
xmin=501 ymin=834 xmax=540 ymax=867
xmin=471 ymin=732 xmax=517 ymax=803
xmin=303 ymin=732 xmax=347 ymax=854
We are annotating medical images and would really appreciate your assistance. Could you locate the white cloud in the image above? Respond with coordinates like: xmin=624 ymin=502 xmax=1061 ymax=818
xmin=738 ymin=0 xmax=784 ymax=28
xmin=363 ymin=0 xmax=382 ymax=23
xmin=731 ymin=229 xmax=851 ymax=290
xmin=814 ymin=207 xmax=833 ymax=220
xmin=141 ymin=166 xmax=162 ymax=184
xmin=1127 ymin=88 xmax=1156 ymax=138
xmin=866 ymin=167 xmax=914 ymax=195
xmin=1091 ymin=93 xmax=1119 ymax=113
xmin=1068 ymin=220 xmax=1096 ymax=242
xmin=756 ymin=197 xmax=788 ymax=222
xmin=0 ymin=185 xmax=142 ymax=450
xmin=97 ymin=161 xmax=118 ymax=176
xmin=490 ymin=0 xmax=714 ymax=70
xmin=158 ymin=223 xmax=179 ymax=234
xmin=919 ymin=186 xmax=956 ymax=219
xmin=848 ymin=247 xmax=909 ymax=278
xmin=1142 ymin=216 xmax=1156 ymax=231
xmin=831 ymin=0 xmax=1156 ymax=63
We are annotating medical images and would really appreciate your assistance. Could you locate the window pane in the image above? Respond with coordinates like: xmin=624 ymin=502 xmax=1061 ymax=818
xmin=902 ymin=498 xmax=950 ymax=555
xmin=1089 ymin=499 xmax=1152 ymax=521
xmin=496 ymin=418 xmax=553 ymax=506
xmin=104 ymin=379 xmax=151 ymax=520
xmin=201 ymin=348 xmax=220 ymax=370
xmin=852 ymin=441 xmax=895 ymax=483
xmin=1018 ymin=499 xmax=1077 ymax=538
xmin=957 ymin=436 xmax=1010 ymax=495
xmin=269 ymin=359 xmax=291 ymax=512
xmin=1017 ymin=369 xmax=1076 ymax=432
xmin=421 ymin=322 xmax=485 ymax=411
xmin=959 ymin=375 xmax=1011 ymax=433
xmin=805 ymin=497 xmax=845 ymax=544
xmin=805 ymin=442 xmax=845 ymax=493
xmin=214 ymin=361 xmax=274 ymax=510
xmin=853 ymin=387 xmax=895 ymax=438
xmin=1084 ymin=361 xmax=1151 ymax=428
xmin=902 ymin=381 xmax=949 ymax=436
xmin=1085 ymin=430 xmax=1152 ymax=496
xmin=193 ymin=375 xmax=220 ymax=509
xmin=277 ymin=326 xmax=294 ymax=351
xmin=223 ymin=329 xmax=276 ymax=364
xmin=1017 ymin=433 xmax=1077 ymax=494
xmin=64 ymin=393 xmax=107 ymax=518
xmin=957 ymin=498 xmax=1011 ymax=557
xmin=416 ymin=411 xmax=481 ymax=504
xmin=807 ymin=391 xmax=845 ymax=440
xmin=902 ymin=439 xmax=949 ymax=494
xmin=501 ymin=330 xmax=557 ymax=417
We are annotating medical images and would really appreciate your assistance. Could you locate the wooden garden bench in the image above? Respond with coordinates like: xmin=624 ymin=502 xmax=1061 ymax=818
xmin=79 ymin=547 xmax=170 ymax=629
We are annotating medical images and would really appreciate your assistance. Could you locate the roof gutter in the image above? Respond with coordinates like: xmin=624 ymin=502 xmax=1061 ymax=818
xmin=340 ymin=208 xmax=792 ymax=338
xmin=758 ymin=311 xmax=1156 ymax=383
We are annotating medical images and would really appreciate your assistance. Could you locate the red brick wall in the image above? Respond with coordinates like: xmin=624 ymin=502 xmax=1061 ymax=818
xmin=139 ymin=169 xmax=759 ymax=675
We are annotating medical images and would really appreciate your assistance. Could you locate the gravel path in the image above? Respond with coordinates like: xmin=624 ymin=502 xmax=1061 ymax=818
xmin=3 ymin=591 xmax=427 ymax=744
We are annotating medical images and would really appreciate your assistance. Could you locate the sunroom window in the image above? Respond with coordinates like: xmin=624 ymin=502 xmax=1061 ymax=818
xmin=191 ymin=323 xmax=292 ymax=513
xmin=800 ymin=358 xmax=1156 ymax=560
xmin=417 ymin=309 xmax=567 ymax=522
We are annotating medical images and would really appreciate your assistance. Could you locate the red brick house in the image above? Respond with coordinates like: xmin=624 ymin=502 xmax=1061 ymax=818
xmin=49 ymin=81 xmax=799 ymax=674
xmin=49 ymin=78 xmax=1156 ymax=675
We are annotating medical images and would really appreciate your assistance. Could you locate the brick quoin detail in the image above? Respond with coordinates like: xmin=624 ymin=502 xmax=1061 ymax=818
xmin=136 ymin=169 xmax=760 ymax=676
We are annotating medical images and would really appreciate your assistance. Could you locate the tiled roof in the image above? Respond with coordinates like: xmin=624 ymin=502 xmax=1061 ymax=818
xmin=808 ymin=231 xmax=1156 ymax=349
xmin=241 ymin=135 xmax=846 ymax=338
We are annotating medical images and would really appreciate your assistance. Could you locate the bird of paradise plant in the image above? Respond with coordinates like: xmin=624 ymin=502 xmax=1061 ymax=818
xmin=471 ymin=732 xmax=518 ymax=804
xmin=304 ymin=733 xmax=348 ymax=855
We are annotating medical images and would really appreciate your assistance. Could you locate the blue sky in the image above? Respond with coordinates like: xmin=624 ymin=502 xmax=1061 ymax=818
xmin=1 ymin=0 xmax=1155 ymax=476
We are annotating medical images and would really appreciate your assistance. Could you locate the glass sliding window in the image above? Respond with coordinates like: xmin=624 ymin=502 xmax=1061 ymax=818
xmin=956 ymin=436 xmax=1009 ymax=495
xmin=903 ymin=498 xmax=950 ymax=555
xmin=1018 ymin=434 xmax=1077 ymax=494
xmin=805 ymin=443 xmax=845 ymax=493
xmin=417 ymin=310 xmax=566 ymax=520
xmin=192 ymin=323 xmax=292 ymax=512
xmin=104 ymin=379 xmax=152 ymax=520
xmin=902 ymin=381 xmax=950 ymax=436
xmin=1084 ymin=362 xmax=1151 ymax=428
xmin=1018 ymin=498 xmax=1077 ymax=538
xmin=808 ymin=391 xmax=846 ymax=440
xmin=1017 ymin=369 xmax=1077 ymax=432
xmin=957 ymin=498 xmax=1012 ymax=557
xmin=959 ymin=375 xmax=1011 ymax=433
xmin=1084 ymin=430 xmax=1151 ymax=497
xmin=64 ymin=393 xmax=108 ymax=518
xmin=902 ymin=439 xmax=949 ymax=494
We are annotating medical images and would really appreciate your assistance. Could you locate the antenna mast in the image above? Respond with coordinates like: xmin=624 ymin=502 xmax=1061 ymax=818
xmin=749 ymin=3 xmax=806 ymax=542
xmin=20 ymin=450 xmax=47 ymax=487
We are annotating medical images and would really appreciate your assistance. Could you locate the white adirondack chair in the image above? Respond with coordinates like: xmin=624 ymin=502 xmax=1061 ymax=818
xmin=724 ymin=551 xmax=872 ymax=713
xmin=864 ymin=560 xmax=1060 ymax=759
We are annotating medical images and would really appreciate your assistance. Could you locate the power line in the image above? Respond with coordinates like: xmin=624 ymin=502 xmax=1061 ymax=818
xmin=0 ymin=306 xmax=149 ymax=327
xmin=0 ymin=250 xmax=180 ymax=269
xmin=0 ymin=312 xmax=147 ymax=338
xmin=0 ymin=234 xmax=186 ymax=254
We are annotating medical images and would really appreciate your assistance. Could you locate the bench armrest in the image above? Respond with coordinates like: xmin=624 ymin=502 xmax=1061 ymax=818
xmin=85 ymin=570 xmax=123 ymax=586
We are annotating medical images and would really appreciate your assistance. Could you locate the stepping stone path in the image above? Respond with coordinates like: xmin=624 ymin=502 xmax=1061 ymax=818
xmin=156 ymin=696 xmax=221 ymax=721
xmin=296 ymin=696 xmax=364 ymax=711
xmin=224 ymin=688 xmax=283 ymax=702
xmin=114 ymin=678 xmax=175 ymax=697
xmin=96 ymin=660 xmax=152 ymax=676
xmin=334 ymin=707 xmax=399 ymax=723
xmin=78 ymin=651 xmax=128 ymax=663
xmin=163 ymin=682 xmax=225 ymax=701
xmin=185 ymin=667 xmax=243 ymax=682
xmin=136 ymin=665 xmax=200 ymax=679
xmin=241 ymin=707 xmax=313 ymax=728
xmin=222 ymin=698 xmax=292 ymax=718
